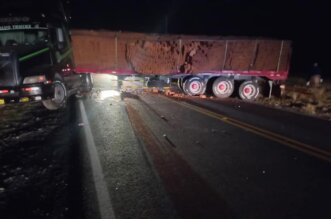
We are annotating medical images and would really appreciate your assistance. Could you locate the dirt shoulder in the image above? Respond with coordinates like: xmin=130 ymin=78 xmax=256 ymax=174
xmin=257 ymin=77 xmax=331 ymax=120
xmin=0 ymin=99 xmax=82 ymax=219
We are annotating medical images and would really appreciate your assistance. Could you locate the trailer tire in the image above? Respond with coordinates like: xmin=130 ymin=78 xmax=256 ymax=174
xmin=212 ymin=77 xmax=234 ymax=98
xmin=183 ymin=76 xmax=206 ymax=96
xmin=177 ymin=77 xmax=184 ymax=90
xmin=238 ymin=80 xmax=259 ymax=100
xmin=178 ymin=76 xmax=190 ymax=91
xmin=42 ymin=79 xmax=67 ymax=110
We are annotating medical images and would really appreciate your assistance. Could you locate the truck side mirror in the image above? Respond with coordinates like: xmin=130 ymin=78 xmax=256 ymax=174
xmin=56 ymin=28 xmax=64 ymax=43
xmin=56 ymin=28 xmax=65 ymax=50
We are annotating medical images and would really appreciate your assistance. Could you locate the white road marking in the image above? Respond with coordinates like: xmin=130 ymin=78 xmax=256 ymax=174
xmin=79 ymin=100 xmax=116 ymax=219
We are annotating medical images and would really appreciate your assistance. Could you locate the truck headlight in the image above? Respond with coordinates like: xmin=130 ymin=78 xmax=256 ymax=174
xmin=23 ymin=75 xmax=46 ymax=84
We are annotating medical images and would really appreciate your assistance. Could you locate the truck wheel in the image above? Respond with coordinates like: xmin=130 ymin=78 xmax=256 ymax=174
xmin=212 ymin=77 xmax=234 ymax=98
xmin=238 ymin=80 xmax=259 ymax=100
xmin=183 ymin=76 xmax=206 ymax=96
xmin=42 ymin=80 xmax=67 ymax=110
xmin=80 ymin=73 xmax=93 ymax=93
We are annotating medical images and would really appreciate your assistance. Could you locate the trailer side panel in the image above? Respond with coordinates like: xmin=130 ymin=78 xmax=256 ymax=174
xmin=72 ymin=30 xmax=291 ymax=80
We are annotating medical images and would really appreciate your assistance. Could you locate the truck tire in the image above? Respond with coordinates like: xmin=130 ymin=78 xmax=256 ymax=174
xmin=238 ymin=80 xmax=260 ymax=100
xmin=80 ymin=73 xmax=93 ymax=93
xmin=212 ymin=77 xmax=234 ymax=98
xmin=183 ymin=76 xmax=206 ymax=96
xmin=42 ymin=79 xmax=67 ymax=110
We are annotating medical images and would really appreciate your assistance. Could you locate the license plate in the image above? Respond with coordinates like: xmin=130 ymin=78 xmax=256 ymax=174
xmin=20 ymin=97 xmax=29 ymax=103
xmin=0 ymin=99 xmax=4 ymax=105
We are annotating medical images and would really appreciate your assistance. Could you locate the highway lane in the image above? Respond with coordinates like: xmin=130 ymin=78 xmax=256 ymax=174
xmin=2 ymin=89 xmax=329 ymax=218
xmin=122 ymin=92 xmax=331 ymax=218
xmin=78 ymin=74 xmax=331 ymax=218
xmin=80 ymin=92 xmax=177 ymax=219
xmin=182 ymin=96 xmax=331 ymax=152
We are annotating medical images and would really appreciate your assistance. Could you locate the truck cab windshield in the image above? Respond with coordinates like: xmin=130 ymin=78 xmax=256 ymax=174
xmin=0 ymin=29 xmax=48 ymax=47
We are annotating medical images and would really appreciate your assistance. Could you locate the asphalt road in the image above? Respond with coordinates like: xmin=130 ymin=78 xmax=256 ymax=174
xmin=79 ymin=82 xmax=331 ymax=219
xmin=80 ymin=92 xmax=177 ymax=219
xmin=122 ymin=93 xmax=331 ymax=219
xmin=1 ymin=74 xmax=330 ymax=219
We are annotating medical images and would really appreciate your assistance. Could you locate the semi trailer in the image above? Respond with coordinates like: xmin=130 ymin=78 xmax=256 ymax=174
xmin=72 ymin=30 xmax=291 ymax=100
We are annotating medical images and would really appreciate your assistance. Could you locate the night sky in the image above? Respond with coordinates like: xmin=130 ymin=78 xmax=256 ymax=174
xmin=69 ymin=0 xmax=331 ymax=77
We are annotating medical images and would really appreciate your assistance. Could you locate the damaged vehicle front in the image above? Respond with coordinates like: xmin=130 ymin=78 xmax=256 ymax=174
xmin=0 ymin=9 xmax=88 ymax=110
xmin=0 ymin=20 xmax=56 ymax=107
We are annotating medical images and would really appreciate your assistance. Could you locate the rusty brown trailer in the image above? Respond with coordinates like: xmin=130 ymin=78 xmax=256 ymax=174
xmin=71 ymin=30 xmax=291 ymax=80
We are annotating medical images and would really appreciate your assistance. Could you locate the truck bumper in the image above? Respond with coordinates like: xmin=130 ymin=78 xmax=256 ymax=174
xmin=0 ymin=83 xmax=53 ymax=105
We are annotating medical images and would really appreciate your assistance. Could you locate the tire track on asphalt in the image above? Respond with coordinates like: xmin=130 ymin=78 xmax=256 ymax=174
xmin=125 ymin=100 xmax=233 ymax=219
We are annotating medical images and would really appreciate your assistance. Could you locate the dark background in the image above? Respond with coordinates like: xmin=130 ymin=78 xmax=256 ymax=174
xmin=69 ymin=0 xmax=330 ymax=78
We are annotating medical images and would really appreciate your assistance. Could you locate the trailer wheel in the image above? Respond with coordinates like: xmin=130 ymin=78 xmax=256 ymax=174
xmin=42 ymin=80 xmax=67 ymax=110
xmin=183 ymin=76 xmax=206 ymax=96
xmin=238 ymin=80 xmax=259 ymax=100
xmin=212 ymin=77 xmax=234 ymax=98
